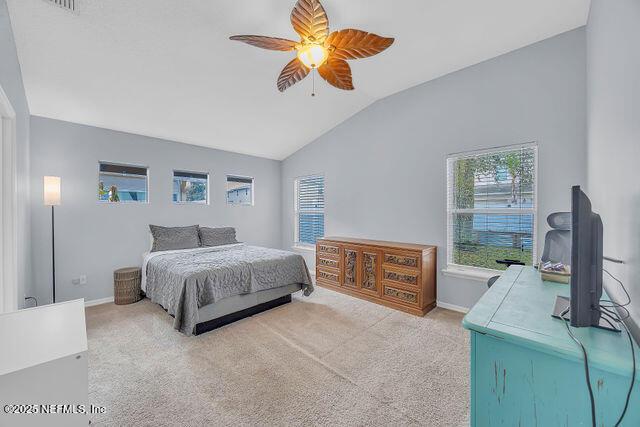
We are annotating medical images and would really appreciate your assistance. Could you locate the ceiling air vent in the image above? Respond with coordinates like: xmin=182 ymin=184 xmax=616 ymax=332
xmin=43 ymin=0 xmax=76 ymax=12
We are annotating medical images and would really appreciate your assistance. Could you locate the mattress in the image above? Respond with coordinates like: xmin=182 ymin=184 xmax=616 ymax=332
xmin=142 ymin=244 xmax=313 ymax=335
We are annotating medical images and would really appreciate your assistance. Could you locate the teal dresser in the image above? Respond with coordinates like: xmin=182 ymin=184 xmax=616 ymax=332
xmin=463 ymin=266 xmax=639 ymax=426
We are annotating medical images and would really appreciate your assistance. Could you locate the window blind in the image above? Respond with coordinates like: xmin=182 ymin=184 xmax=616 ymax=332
xmin=446 ymin=144 xmax=537 ymax=270
xmin=295 ymin=175 xmax=325 ymax=245
xmin=99 ymin=162 xmax=147 ymax=177
xmin=174 ymin=171 xmax=208 ymax=180
xmin=227 ymin=176 xmax=253 ymax=185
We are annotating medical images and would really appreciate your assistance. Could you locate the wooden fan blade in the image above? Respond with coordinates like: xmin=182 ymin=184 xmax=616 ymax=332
xmin=318 ymin=58 xmax=354 ymax=90
xmin=290 ymin=0 xmax=329 ymax=43
xmin=229 ymin=35 xmax=297 ymax=51
xmin=325 ymin=29 xmax=394 ymax=60
xmin=277 ymin=58 xmax=310 ymax=92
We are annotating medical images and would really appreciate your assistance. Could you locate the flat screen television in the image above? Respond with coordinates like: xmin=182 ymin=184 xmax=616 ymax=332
xmin=552 ymin=186 xmax=616 ymax=331
xmin=570 ymin=185 xmax=603 ymax=327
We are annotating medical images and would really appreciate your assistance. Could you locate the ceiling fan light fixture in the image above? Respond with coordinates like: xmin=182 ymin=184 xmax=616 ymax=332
xmin=230 ymin=0 xmax=394 ymax=93
xmin=296 ymin=43 xmax=329 ymax=69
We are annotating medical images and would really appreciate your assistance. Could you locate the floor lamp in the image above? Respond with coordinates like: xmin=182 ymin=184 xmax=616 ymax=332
xmin=43 ymin=176 xmax=61 ymax=304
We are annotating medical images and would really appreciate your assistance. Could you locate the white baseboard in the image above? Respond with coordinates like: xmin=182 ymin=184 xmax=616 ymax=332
xmin=84 ymin=296 xmax=114 ymax=307
xmin=436 ymin=300 xmax=469 ymax=314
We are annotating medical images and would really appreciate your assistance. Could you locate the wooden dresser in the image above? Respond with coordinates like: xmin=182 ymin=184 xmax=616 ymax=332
xmin=315 ymin=237 xmax=437 ymax=316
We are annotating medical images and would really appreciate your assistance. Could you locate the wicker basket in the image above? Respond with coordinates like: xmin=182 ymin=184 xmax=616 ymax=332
xmin=114 ymin=267 xmax=142 ymax=305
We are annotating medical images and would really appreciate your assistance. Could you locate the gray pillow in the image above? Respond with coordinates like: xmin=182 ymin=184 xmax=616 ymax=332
xmin=149 ymin=225 xmax=201 ymax=252
xmin=199 ymin=227 xmax=238 ymax=247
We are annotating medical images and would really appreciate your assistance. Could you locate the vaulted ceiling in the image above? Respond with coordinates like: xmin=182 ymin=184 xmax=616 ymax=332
xmin=7 ymin=0 xmax=590 ymax=160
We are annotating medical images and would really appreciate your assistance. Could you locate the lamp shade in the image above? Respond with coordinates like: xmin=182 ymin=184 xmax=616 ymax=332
xmin=296 ymin=44 xmax=329 ymax=69
xmin=43 ymin=176 xmax=61 ymax=206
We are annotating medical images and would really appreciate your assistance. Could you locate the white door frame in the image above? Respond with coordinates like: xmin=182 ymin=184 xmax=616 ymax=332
xmin=0 ymin=84 xmax=18 ymax=313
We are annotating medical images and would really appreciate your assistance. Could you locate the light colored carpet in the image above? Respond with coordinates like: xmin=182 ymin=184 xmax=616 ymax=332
xmin=86 ymin=286 xmax=470 ymax=426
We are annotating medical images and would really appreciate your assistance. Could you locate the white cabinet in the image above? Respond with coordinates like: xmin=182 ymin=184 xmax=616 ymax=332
xmin=0 ymin=300 xmax=88 ymax=427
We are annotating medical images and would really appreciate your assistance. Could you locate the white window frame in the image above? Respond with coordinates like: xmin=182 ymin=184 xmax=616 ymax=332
xmin=226 ymin=174 xmax=254 ymax=206
xmin=294 ymin=174 xmax=325 ymax=249
xmin=173 ymin=170 xmax=210 ymax=205
xmin=97 ymin=161 xmax=149 ymax=204
xmin=443 ymin=142 xmax=538 ymax=281
xmin=0 ymin=84 xmax=17 ymax=312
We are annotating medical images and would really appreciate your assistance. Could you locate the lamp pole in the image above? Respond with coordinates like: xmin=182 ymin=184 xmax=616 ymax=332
xmin=51 ymin=205 xmax=56 ymax=303
xmin=43 ymin=176 xmax=61 ymax=305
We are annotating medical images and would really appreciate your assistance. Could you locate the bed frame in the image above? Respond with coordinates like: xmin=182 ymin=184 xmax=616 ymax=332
xmin=194 ymin=294 xmax=291 ymax=335
xmin=192 ymin=283 xmax=302 ymax=335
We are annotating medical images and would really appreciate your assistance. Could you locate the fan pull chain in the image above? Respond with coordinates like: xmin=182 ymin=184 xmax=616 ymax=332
xmin=311 ymin=69 xmax=316 ymax=97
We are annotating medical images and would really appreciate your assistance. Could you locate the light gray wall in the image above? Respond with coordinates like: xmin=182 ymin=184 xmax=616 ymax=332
xmin=30 ymin=117 xmax=282 ymax=304
xmin=282 ymin=28 xmax=587 ymax=310
xmin=0 ymin=0 xmax=31 ymax=307
xmin=587 ymin=0 xmax=640 ymax=336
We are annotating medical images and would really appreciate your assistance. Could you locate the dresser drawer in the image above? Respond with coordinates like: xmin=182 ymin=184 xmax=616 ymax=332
xmin=382 ymin=266 xmax=420 ymax=288
xmin=317 ymin=242 xmax=340 ymax=257
xmin=382 ymin=284 xmax=420 ymax=307
xmin=383 ymin=250 xmax=421 ymax=271
xmin=316 ymin=267 xmax=340 ymax=286
xmin=316 ymin=256 xmax=340 ymax=270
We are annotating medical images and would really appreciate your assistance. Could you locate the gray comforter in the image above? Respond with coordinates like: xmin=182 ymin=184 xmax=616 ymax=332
xmin=144 ymin=244 xmax=314 ymax=335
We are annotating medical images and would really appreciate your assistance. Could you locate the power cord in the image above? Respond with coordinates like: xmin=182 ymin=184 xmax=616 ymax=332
xmin=598 ymin=268 xmax=635 ymax=426
xmin=617 ymin=321 xmax=636 ymax=427
xmin=559 ymin=269 xmax=635 ymax=427
xmin=24 ymin=296 xmax=38 ymax=307
xmin=599 ymin=308 xmax=636 ymax=426
xmin=560 ymin=305 xmax=596 ymax=427
xmin=601 ymin=269 xmax=631 ymax=309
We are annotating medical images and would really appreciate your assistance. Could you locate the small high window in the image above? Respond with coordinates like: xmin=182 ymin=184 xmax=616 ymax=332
xmin=98 ymin=162 xmax=148 ymax=203
xmin=173 ymin=171 xmax=209 ymax=204
xmin=226 ymin=175 xmax=254 ymax=206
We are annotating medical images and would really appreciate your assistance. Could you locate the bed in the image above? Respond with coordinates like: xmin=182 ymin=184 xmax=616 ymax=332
xmin=142 ymin=243 xmax=314 ymax=336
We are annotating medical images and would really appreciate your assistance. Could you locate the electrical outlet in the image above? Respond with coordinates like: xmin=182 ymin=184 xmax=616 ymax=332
xmin=72 ymin=275 xmax=87 ymax=286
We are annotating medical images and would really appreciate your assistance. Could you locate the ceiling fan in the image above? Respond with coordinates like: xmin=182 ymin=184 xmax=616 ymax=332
xmin=230 ymin=0 xmax=394 ymax=94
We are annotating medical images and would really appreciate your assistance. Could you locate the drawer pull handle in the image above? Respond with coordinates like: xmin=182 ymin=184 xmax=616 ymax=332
xmin=319 ymin=245 xmax=339 ymax=255
xmin=318 ymin=258 xmax=338 ymax=268
xmin=384 ymin=287 xmax=418 ymax=303
xmin=384 ymin=270 xmax=418 ymax=285
xmin=385 ymin=254 xmax=418 ymax=268
xmin=318 ymin=270 xmax=338 ymax=282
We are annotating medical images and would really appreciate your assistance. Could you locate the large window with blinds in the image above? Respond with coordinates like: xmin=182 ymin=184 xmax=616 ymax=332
xmin=446 ymin=143 xmax=537 ymax=271
xmin=295 ymin=175 xmax=325 ymax=246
